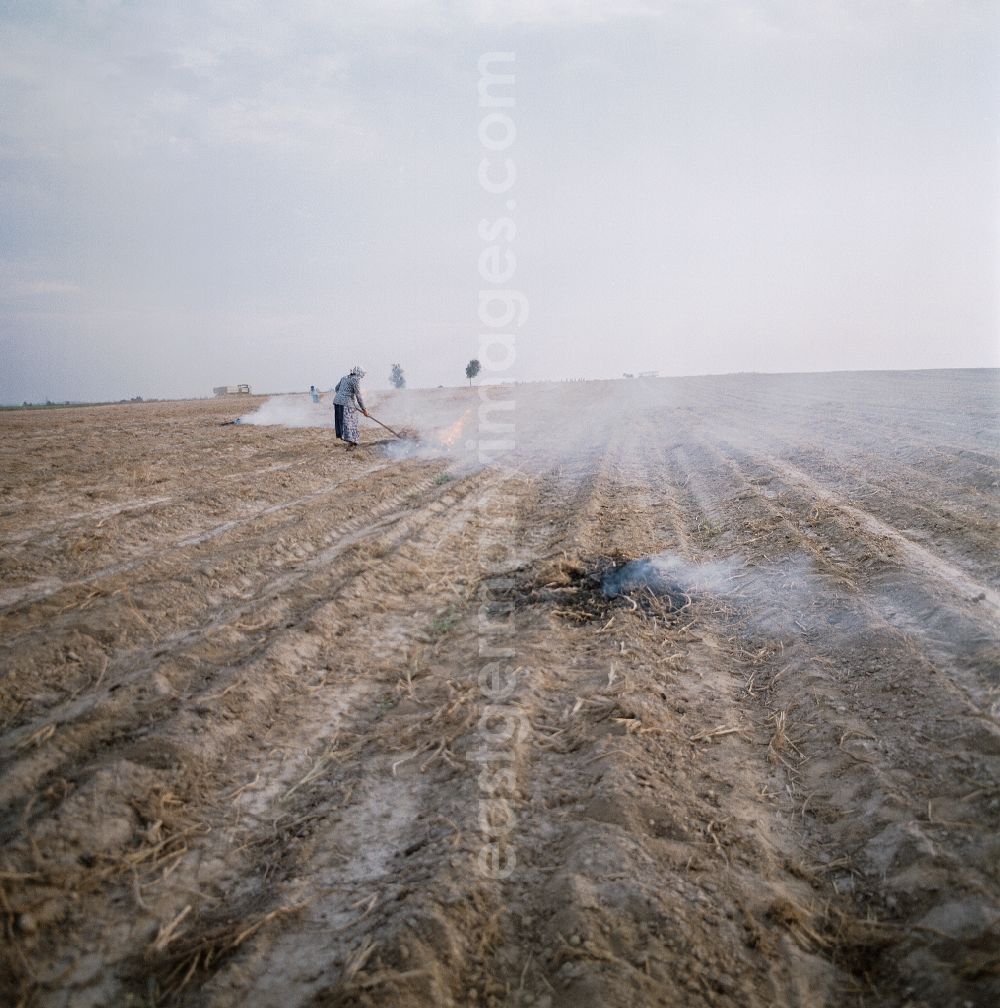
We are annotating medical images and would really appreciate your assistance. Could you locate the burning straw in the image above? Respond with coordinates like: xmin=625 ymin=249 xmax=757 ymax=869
xmin=601 ymin=553 xmax=744 ymax=608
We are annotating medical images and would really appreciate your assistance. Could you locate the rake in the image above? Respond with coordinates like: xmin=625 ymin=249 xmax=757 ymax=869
xmin=362 ymin=412 xmax=406 ymax=439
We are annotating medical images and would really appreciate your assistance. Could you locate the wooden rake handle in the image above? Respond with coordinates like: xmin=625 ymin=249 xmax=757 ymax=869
xmin=363 ymin=413 xmax=404 ymax=439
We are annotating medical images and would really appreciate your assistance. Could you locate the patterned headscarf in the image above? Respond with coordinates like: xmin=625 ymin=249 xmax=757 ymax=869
xmin=350 ymin=366 xmax=365 ymax=377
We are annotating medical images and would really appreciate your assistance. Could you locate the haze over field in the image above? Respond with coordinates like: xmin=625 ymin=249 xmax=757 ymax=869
xmin=2 ymin=370 xmax=998 ymax=1004
xmin=1 ymin=0 xmax=997 ymax=403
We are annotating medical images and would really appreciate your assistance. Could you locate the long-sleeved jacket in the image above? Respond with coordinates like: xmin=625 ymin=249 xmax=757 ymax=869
xmin=333 ymin=374 xmax=365 ymax=410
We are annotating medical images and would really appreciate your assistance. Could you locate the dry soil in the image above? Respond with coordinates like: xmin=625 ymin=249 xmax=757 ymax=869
xmin=1 ymin=369 xmax=998 ymax=1008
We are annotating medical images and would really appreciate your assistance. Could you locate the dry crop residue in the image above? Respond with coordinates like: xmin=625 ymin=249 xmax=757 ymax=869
xmin=1 ymin=371 xmax=998 ymax=1008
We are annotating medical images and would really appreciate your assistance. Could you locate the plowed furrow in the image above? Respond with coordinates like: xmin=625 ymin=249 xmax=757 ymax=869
xmin=0 ymin=468 xmax=490 ymax=816
xmin=0 ymin=462 xmax=452 ymax=734
xmin=1 ymin=467 xmax=499 ymax=1007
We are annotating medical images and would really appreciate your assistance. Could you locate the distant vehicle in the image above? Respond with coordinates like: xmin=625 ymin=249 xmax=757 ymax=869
xmin=213 ymin=384 xmax=252 ymax=396
xmin=638 ymin=371 xmax=659 ymax=378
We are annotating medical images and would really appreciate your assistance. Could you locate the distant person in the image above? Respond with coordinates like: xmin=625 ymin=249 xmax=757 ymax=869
xmin=310 ymin=384 xmax=319 ymax=403
xmin=333 ymin=366 xmax=368 ymax=451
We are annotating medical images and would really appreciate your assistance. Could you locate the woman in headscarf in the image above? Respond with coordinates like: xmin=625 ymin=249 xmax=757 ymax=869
xmin=333 ymin=366 xmax=369 ymax=450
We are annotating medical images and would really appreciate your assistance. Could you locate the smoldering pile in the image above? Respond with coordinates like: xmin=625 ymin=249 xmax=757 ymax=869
xmin=601 ymin=556 xmax=693 ymax=610
xmin=520 ymin=552 xmax=745 ymax=623
xmin=601 ymin=553 xmax=744 ymax=611
xmin=380 ymin=408 xmax=475 ymax=462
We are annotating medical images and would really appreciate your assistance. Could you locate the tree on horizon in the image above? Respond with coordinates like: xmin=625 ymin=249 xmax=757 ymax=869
xmin=465 ymin=359 xmax=481 ymax=386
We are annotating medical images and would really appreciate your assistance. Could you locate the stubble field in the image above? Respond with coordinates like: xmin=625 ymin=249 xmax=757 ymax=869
xmin=1 ymin=369 xmax=998 ymax=1008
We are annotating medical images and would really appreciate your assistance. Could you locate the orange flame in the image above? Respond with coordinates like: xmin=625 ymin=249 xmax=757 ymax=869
xmin=437 ymin=408 xmax=472 ymax=447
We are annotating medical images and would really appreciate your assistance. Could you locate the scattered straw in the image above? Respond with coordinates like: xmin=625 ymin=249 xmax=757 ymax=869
xmin=343 ymin=936 xmax=377 ymax=981
xmin=689 ymin=725 xmax=742 ymax=743
xmin=150 ymin=904 xmax=192 ymax=953
xmin=151 ymin=904 xmax=300 ymax=995
xmin=15 ymin=722 xmax=56 ymax=750
xmin=281 ymin=743 xmax=342 ymax=803
xmin=768 ymin=710 xmax=789 ymax=763
xmin=92 ymin=653 xmax=110 ymax=691
xmin=227 ymin=773 xmax=261 ymax=802
xmin=349 ymin=893 xmax=378 ymax=920
xmin=355 ymin=968 xmax=430 ymax=989
xmin=581 ymin=747 xmax=632 ymax=766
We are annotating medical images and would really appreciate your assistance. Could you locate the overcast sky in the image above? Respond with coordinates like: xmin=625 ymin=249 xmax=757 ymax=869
xmin=1 ymin=0 xmax=997 ymax=402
